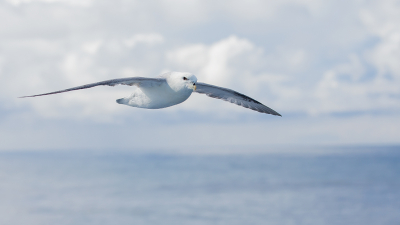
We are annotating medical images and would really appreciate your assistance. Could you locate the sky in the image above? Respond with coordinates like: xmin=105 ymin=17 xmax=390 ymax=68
xmin=0 ymin=0 xmax=400 ymax=152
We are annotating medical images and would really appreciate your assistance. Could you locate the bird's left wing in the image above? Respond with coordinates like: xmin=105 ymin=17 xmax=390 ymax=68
xmin=19 ymin=77 xmax=166 ymax=98
xmin=194 ymin=82 xmax=281 ymax=116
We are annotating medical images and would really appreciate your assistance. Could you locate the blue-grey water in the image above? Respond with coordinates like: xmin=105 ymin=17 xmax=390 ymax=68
xmin=0 ymin=147 xmax=399 ymax=225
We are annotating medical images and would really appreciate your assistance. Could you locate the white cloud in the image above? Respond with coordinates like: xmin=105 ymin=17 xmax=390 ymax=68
xmin=5 ymin=0 xmax=93 ymax=6
xmin=308 ymin=0 xmax=400 ymax=115
xmin=82 ymin=40 xmax=103 ymax=55
xmin=168 ymin=36 xmax=255 ymax=85
xmin=359 ymin=0 xmax=400 ymax=79
xmin=157 ymin=0 xmax=208 ymax=25
xmin=216 ymin=0 xmax=326 ymax=21
xmin=124 ymin=34 xmax=164 ymax=48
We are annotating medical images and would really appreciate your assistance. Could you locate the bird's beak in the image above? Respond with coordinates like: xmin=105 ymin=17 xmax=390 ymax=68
xmin=192 ymin=84 xmax=197 ymax=91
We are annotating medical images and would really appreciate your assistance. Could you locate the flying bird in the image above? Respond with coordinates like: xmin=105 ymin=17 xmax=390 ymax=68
xmin=20 ymin=72 xmax=281 ymax=116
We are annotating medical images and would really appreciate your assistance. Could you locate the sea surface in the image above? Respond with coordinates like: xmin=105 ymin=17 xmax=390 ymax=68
xmin=0 ymin=147 xmax=399 ymax=225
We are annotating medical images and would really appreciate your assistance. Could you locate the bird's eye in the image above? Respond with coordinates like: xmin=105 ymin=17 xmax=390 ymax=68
xmin=183 ymin=77 xmax=188 ymax=80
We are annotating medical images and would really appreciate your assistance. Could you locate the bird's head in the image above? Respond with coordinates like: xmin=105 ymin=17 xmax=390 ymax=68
xmin=167 ymin=72 xmax=197 ymax=92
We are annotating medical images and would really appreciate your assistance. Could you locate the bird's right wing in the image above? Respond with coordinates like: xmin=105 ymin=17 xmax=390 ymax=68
xmin=194 ymin=82 xmax=281 ymax=116
xmin=19 ymin=77 xmax=166 ymax=98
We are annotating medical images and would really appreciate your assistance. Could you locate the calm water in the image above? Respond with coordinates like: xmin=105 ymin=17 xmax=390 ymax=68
xmin=0 ymin=148 xmax=399 ymax=225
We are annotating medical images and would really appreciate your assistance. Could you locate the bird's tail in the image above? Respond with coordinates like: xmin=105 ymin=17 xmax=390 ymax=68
xmin=116 ymin=98 xmax=129 ymax=105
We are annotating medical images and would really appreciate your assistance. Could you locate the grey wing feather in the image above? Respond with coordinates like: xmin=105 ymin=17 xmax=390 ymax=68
xmin=194 ymin=82 xmax=281 ymax=116
xmin=19 ymin=77 xmax=166 ymax=98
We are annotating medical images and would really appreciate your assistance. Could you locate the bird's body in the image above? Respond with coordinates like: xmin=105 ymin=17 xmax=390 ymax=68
xmin=116 ymin=72 xmax=196 ymax=109
xmin=20 ymin=71 xmax=281 ymax=116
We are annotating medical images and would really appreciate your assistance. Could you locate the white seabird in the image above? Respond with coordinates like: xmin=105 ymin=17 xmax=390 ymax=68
xmin=20 ymin=72 xmax=281 ymax=116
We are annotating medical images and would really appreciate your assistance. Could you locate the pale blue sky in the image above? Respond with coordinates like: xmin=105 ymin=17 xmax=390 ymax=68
xmin=1 ymin=0 xmax=399 ymax=152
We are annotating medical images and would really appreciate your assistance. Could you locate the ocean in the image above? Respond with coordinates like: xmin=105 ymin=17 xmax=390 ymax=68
xmin=0 ymin=147 xmax=399 ymax=225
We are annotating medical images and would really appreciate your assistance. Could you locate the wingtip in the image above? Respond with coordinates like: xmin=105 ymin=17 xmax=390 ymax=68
xmin=268 ymin=109 xmax=282 ymax=117
xmin=271 ymin=112 xmax=282 ymax=117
